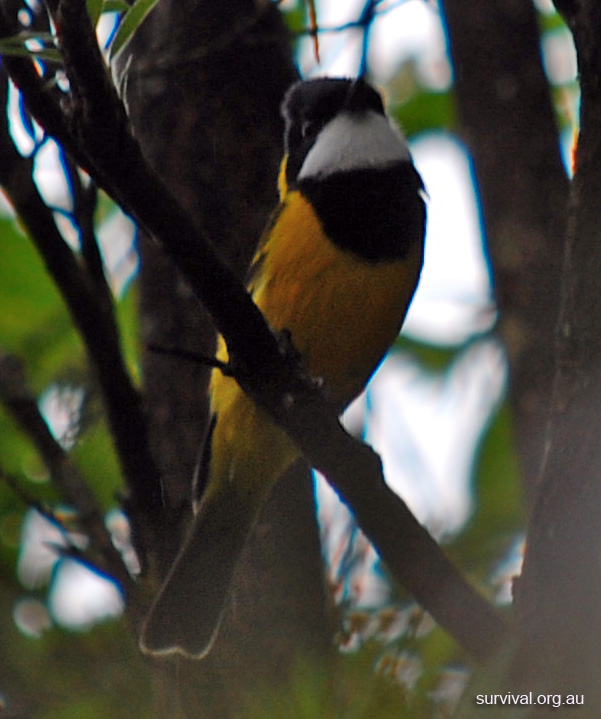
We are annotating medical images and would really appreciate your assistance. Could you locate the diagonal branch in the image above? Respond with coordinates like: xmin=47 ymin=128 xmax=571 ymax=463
xmin=62 ymin=156 xmax=106 ymax=293
xmin=0 ymin=65 xmax=163 ymax=552
xmin=0 ymin=352 xmax=134 ymax=595
xmin=0 ymin=0 xmax=509 ymax=658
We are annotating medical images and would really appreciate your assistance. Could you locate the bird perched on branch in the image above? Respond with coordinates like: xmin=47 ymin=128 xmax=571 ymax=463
xmin=140 ymin=76 xmax=427 ymax=658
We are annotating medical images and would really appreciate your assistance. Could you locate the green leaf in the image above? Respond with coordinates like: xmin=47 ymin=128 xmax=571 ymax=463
xmin=0 ymin=34 xmax=62 ymax=64
xmin=537 ymin=4 xmax=566 ymax=33
xmin=393 ymin=334 xmax=460 ymax=373
xmin=282 ymin=4 xmax=306 ymax=35
xmin=114 ymin=282 xmax=141 ymax=384
xmin=88 ymin=0 xmax=130 ymax=26
xmin=70 ymin=419 xmax=123 ymax=510
xmin=103 ymin=0 xmax=130 ymax=13
xmin=108 ymin=0 xmax=162 ymax=61
xmin=0 ymin=216 xmax=86 ymax=389
xmin=393 ymin=89 xmax=457 ymax=137
xmin=244 ymin=650 xmax=425 ymax=719
xmin=0 ymin=405 xmax=44 ymax=480
xmin=447 ymin=403 xmax=524 ymax=579
xmin=86 ymin=0 xmax=104 ymax=28
xmin=0 ymin=31 xmax=55 ymax=46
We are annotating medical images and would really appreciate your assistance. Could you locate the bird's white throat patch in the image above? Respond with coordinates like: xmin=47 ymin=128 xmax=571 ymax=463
xmin=299 ymin=110 xmax=411 ymax=180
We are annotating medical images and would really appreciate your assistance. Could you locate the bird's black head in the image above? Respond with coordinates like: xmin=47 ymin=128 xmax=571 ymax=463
xmin=281 ymin=77 xmax=386 ymax=187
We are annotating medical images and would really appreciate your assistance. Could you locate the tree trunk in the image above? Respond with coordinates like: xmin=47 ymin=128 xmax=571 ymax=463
xmin=443 ymin=0 xmax=601 ymax=713
xmin=113 ymin=2 xmax=332 ymax=715
xmin=512 ymin=2 xmax=601 ymax=713
xmin=441 ymin=0 xmax=568 ymax=507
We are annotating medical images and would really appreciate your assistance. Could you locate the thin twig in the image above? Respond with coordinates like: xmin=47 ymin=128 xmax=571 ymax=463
xmin=146 ymin=344 xmax=231 ymax=374
xmin=0 ymin=465 xmax=117 ymax=581
xmin=0 ymin=353 xmax=134 ymax=595
xmin=294 ymin=0 xmax=408 ymax=37
xmin=62 ymin=156 xmax=106 ymax=292
xmin=0 ymin=63 xmax=164 ymax=547
xmin=0 ymin=464 xmax=67 ymax=529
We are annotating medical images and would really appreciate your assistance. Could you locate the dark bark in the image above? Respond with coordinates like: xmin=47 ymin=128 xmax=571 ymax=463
xmin=511 ymin=2 xmax=601 ymax=712
xmin=441 ymin=0 xmax=569 ymax=507
xmin=112 ymin=1 xmax=332 ymax=714
xmin=444 ymin=0 xmax=601 ymax=712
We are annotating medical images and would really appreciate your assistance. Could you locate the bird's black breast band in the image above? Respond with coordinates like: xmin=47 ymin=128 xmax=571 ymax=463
xmin=297 ymin=162 xmax=426 ymax=263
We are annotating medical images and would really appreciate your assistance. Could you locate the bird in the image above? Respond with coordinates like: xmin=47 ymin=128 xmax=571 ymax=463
xmin=140 ymin=76 xmax=427 ymax=658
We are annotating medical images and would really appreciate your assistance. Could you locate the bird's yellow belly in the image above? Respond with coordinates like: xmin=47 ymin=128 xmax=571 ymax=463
xmin=207 ymin=191 xmax=421 ymax=496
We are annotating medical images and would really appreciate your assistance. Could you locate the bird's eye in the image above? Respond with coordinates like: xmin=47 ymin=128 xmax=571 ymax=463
xmin=301 ymin=119 xmax=319 ymax=139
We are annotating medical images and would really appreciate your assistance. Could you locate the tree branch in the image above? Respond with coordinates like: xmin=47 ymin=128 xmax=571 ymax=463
xmin=0 ymin=352 xmax=134 ymax=595
xmin=0 ymin=0 xmax=509 ymax=658
xmin=251 ymin=374 xmax=508 ymax=659
xmin=0 ymin=65 xmax=163 ymax=557
xmin=62 ymin=157 xmax=105 ymax=293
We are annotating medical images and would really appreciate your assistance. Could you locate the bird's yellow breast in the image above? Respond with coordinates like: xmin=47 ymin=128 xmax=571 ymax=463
xmin=206 ymin=189 xmax=422 ymax=496
xmin=249 ymin=190 xmax=422 ymax=406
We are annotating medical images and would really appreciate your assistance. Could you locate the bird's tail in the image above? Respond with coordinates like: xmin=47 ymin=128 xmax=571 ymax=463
xmin=139 ymin=482 xmax=261 ymax=658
